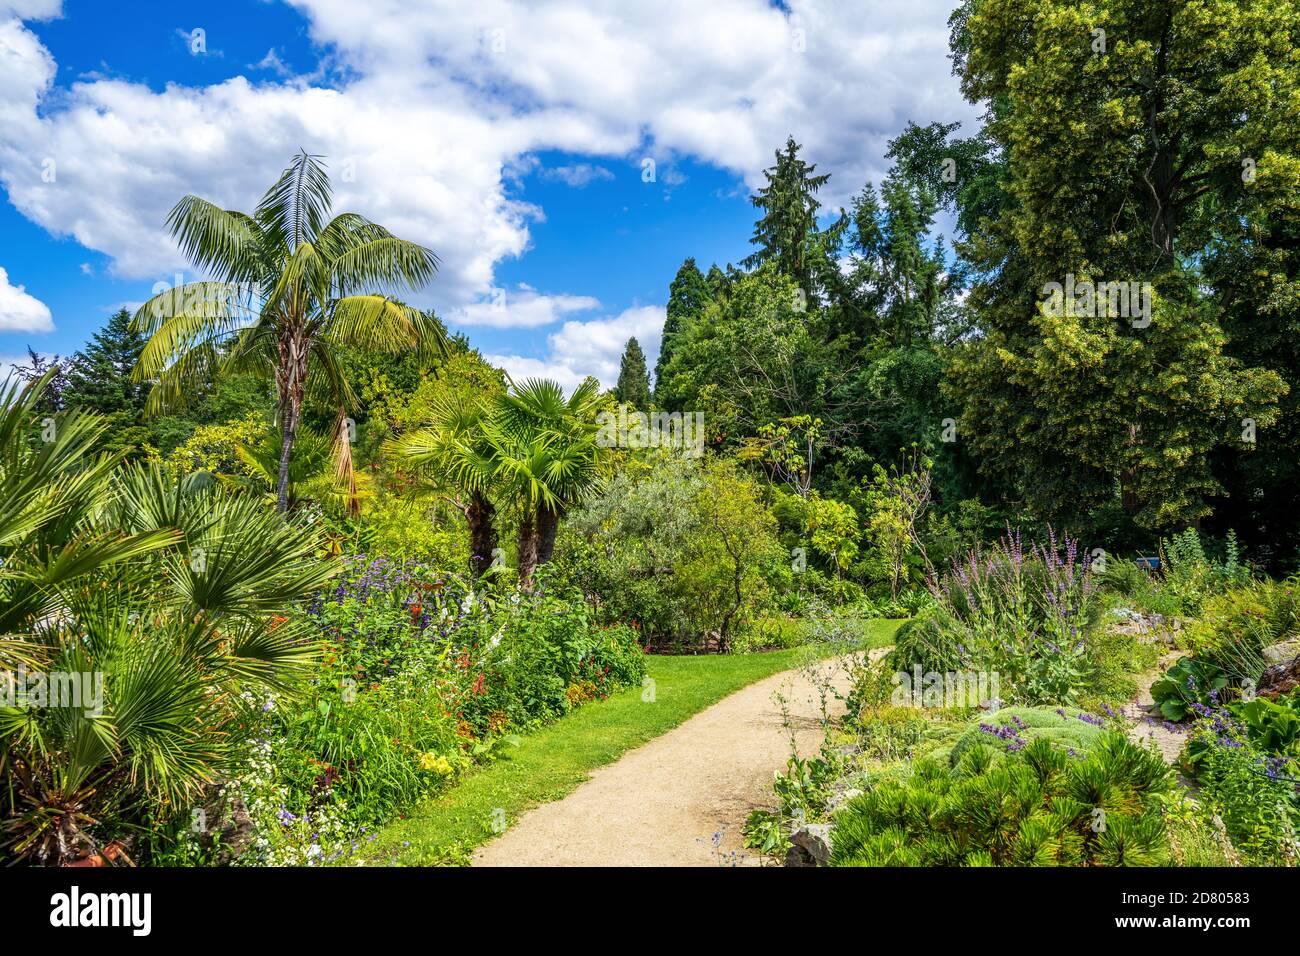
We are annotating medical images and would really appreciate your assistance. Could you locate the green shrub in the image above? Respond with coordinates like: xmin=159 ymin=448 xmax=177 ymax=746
xmin=1150 ymin=658 xmax=1230 ymax=722
xmin=948 ymin=707 xmax=1106 ymax=766
xmin=831 ymin=731 xmax=1174 ymax=866
xmin=564 ymin=454 xmax=785 ymax=651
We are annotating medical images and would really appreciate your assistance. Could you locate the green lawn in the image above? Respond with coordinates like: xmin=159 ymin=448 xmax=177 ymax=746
xmin=364 ymin=619 xmax=903 ymax=865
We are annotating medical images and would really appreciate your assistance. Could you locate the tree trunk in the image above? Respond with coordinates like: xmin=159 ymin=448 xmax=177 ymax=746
xmin=517 ymin=511 xmax=538 ymax=587
xmin=536 ymin=503 xmax=563 ymax=565
xmin=467 ymin=492 xmax=497 ymax=578
xmin=276 ymin=400 xmax=299 ymax=514
xmin=275 ymin=333 xmax=308 ymax=514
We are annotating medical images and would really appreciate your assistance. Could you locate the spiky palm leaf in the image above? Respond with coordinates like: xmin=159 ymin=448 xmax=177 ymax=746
xmin=132 ymin=150 xmax=446 ymax=512
xmin=0 ymin=379 xmax=333 ymax=864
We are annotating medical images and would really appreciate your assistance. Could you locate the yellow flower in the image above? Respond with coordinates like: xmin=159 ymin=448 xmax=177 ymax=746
xmin=417 ymin=752 xmax=455 ymax=776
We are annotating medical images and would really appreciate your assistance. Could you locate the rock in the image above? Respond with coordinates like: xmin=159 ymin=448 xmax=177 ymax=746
xmin=826 ymin=788 xmax=863 ymax=815
xmin=198 ymin=786 xmax=256 ymax=865
xmin=1110 ymin=609 xmax=1179 ymax=645
xmin=1262 ymin=640 xmax=1300 ymax=665
xmin=1258 ymin=653 xmax=1300 ymax=701
xmin=785 ymin=823 xmax=833 ymax=867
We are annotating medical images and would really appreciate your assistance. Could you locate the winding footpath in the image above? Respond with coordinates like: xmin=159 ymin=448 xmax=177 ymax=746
xmin=473 ymin=656 xmax=855 ymax=867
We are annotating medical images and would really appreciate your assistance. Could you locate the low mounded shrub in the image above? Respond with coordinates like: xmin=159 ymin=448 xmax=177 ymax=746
xmin=832 ymin=731 xmax=1174 ymax=867
xmin=948 ymin=706 xmax=1106 ymax=766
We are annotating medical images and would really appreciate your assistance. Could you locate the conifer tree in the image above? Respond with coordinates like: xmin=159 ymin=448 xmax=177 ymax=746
xmin=614 ymin=337 xmax=652 ymax=410
xmin=743 ymin=136 xmax=832 ymax=292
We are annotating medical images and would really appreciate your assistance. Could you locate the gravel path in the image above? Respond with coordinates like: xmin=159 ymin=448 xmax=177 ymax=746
xmin=1124 ymin=649 xmax=1191 ymax=764
xmin=473 ymin=656 xmax=855 ymax=867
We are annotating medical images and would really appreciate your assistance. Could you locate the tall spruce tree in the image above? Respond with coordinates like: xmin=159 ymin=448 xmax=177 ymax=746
xmin=742 ymin=137 xmax=832 ymax=292
xmin=655 ymin=258 xmax=711 ymax=405
xmin=614 ymin=337 xmax=652 ymax=410
xmin=63 ymin=308 xmax=152 ymax=454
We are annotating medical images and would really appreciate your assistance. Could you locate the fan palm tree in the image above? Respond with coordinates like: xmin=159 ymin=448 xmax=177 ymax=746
xmin=488 ymin=378 xmax=606 ymax=572
xmin=390 ymin=392 xmax=500 ymax=578
xmin=393 ymin=378 xmax=606 ymax=585
xmin=0 ymin=375 xmax=333 ymax=864
xmin=131 ymin=150 xmax=447 ymax=512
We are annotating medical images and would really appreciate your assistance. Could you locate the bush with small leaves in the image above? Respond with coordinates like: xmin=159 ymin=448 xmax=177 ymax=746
xmin=831 ymin=731 xmax=1174 ymax=866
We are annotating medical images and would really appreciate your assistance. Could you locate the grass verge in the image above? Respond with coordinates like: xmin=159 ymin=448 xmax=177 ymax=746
xmin=365 ymin=621 xmax=902 ymax=865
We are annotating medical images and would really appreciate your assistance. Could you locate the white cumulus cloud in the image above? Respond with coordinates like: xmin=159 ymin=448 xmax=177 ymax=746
xmin=486 ymin=304 xmax=664 ymax=391
xmin=0 ymin=265 xmax=53 ymax=332
xmin=0 ymin=1 xmax=974 ymax=314
xmin=448 ymin=286 xmax=600 ymax=329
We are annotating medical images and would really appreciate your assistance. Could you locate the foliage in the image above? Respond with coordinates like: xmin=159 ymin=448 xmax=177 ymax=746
xmin=164 ymin=412 xmax=269 ymax=478
xmin=0 ymin=375 xmax=333 ymax=864
xmin=944 ymin=0 xmax=1297 ymax=532
xmin=567 ymin=453 xmax=784 ymax=650
xmin=831 ymin=731 xmax=1174 ymax=866
xmin=357 ymin=493 xmax=467 ymax=567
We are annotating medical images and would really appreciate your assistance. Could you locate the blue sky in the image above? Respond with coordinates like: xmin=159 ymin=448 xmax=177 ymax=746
xmin=0 ymin=0 xmax=974 ymax=388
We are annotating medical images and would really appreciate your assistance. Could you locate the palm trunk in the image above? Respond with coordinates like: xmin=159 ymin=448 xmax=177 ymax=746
xmin=276 ymin=401 xmax=299 ymax=514
xmin=536 ymin=503 xmax=563 ymax=565
xmin=467 ymin=491 xmax=497 ymax=578
xmin=275 ymin=333 xmax=308 ymax=515
xmin=517 ymin=511 xmax=538 ymax=587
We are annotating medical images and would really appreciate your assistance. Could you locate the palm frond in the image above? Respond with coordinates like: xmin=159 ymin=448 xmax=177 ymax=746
xmin=163 ymin=197 xmax=265 ymax=284
xmin=255 ymin=150 xmax=332 ymax=251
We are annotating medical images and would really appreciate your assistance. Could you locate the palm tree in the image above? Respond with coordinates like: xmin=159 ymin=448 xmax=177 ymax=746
xmin=489 ymin=379 xmax=606 ymax=570
xmin=131 ymin=150 xmax=447 ymax=512
xmin=391 ymin=392 xmax=500 ymax=578
xmin=0 ymin=374 xmax=334 ymax=864
xmin=393 ymin=378 xmax=606 ymax=585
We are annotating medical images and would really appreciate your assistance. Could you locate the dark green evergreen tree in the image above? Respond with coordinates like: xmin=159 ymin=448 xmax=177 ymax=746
xmin=614 ymin=337 xmax=652 ymax=409
xmin=742 ymin=136 xmax=832 ymax=291
xmin=63 ymin=308 xmax=151 ymax=454
xmin=655 ymin=258 xmax=711 ymax=401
